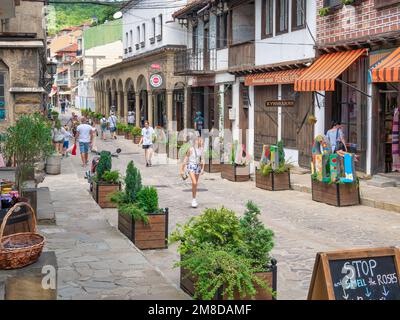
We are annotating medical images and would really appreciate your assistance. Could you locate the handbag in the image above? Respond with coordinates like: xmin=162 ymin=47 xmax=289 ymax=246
xmin=71 ymin=143 xmax=77 ymax=156
xmin=335 ymin=129 xmax=346 ymax=152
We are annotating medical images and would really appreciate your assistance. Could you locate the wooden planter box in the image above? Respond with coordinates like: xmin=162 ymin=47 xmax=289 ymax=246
xmin=118 ymin=209 xmax=168 ymax=250
xmin=221 ymin=164 xmax=250 ymax=182
xmin=311 ymin=179 xmax=360 ymax=207
xmin=204 ymin=159 xmax=223 ymax=173
xmin=255 ymin=170 xmax=291 ymax=191
xmin=124 ymin=132 xmax=132 ymax=140
xmin=180 ymin=260 xmax=277 ymax=300
xmin=92 ymin=181 xmax=121 ymax=208
xmin=133 ymin=136 xmax=141 ymax=144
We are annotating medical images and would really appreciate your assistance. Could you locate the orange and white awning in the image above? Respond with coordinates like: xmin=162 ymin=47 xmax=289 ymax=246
xmin=245 ymin=68 xmax=305 ymax=86
xmin=371 ymin=47 xmax=400 ymax=83
xmin=294 ymin=49 xmax=367 ymax=91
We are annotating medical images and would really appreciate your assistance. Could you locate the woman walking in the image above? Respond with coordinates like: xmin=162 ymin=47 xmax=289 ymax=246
xmin=100 ymin=114 xmax=108 ymax=140
xmin=180 ymin=136 xmax=205 ymax=208
xmin=52 ymin=120 xmax=64 ymax=154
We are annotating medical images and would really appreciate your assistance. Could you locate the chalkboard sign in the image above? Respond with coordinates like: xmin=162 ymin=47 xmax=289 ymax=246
xmin=308 ymin=247 xmax=400 ymax=300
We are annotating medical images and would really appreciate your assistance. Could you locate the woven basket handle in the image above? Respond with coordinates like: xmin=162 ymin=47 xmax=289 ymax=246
xmin=0 ymin=202 xmax=37 ymax=243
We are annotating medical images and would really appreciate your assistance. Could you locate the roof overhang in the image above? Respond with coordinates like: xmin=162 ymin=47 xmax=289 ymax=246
xmin=9 ymin=87 xmax=46 ymax=94
xmin=0 ymin=40 xmax=44 ymax=48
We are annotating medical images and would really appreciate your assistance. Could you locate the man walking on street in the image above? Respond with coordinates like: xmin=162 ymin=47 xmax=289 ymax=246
xmin=108 ymin=112 xmax=118 ymax=140
xmin=60 ymin=99 xmax=66 ymax=114
xmin=76 ymin=116 xmax=94 ymax=167
xmin=139 ymin=120 xmax=155 ymax=167
xmin=194 ymin=111 xmax=204 ymax=136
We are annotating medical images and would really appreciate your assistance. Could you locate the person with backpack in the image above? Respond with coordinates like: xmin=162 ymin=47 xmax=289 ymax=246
xmin=108 ymin=112 xmax=118 ymax=140
xmin=100 ymin=114 xmax=108 ymax=140
xmin=326 ymin=121 xmax=348 ymax=153
xmin=180 ymin=135 xmax=205 ymax=208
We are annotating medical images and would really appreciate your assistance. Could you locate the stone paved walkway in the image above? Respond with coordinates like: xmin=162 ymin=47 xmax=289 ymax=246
xmin=40 ymin=152 xmax=188 ymax=300
xmin=96 ymin=134 xmax=400 ymax=300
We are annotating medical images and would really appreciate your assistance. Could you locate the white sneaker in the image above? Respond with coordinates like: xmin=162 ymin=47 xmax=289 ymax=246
xmin=191 ymin=199 xmax=198 ymax=208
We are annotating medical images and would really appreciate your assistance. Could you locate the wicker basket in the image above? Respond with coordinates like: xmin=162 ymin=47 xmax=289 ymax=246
xmin=0 ymin=202 xmax=45 ymax=270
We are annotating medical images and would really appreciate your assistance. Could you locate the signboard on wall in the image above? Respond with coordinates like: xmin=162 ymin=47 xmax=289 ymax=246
xmin=149 ymin=73 xmax=163 ymax=89
xmin=308 ymin=247 xmax=400 ymax=300
xmin=265 ymin=100 xmax=294 ymax=107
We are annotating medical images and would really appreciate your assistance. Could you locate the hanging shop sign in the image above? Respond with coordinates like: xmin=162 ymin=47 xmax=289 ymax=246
xmin=151 ymin=64 xmax=161 ymax=70
xmin=149 ymin=73 xmax=163 ymax=89
xmin=308 ymin=247 xmax=400 ymax=300
xmin=265 ymin=100 xmax=295 ymax=107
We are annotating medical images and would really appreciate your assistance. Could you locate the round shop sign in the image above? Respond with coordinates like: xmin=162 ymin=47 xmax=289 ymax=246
xmin=150 ymin=73 xmax=163 ymax=89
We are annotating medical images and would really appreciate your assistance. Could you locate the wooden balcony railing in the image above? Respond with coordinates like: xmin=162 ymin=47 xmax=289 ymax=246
xmin=228 ymin=41 xmax=255 ymax=70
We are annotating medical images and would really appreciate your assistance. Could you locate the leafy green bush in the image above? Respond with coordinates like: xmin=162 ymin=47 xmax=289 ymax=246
xmin=101 ymin=170 xmax=120 ymax=184
xmin=96 ymin=151 xmax=112 ymax=180
xmin=125 ymin=161 xmax=142 ymax=203
xmin=123 ymin=125 xmax=131 ymax=133
xmin=170 ymin=202 xmax=275 ymax=300
xmin=180 ymin=244 xmax=272 ymax=300
xmin=136 ymin=187 xmax=159 ymax=214
xmin=116 ymin=123 xmax=125 ymax=131
xmin=3 ymin=113 xmax=54 ymax=193
xmin=131 ymin=126 xmax=142 ymax=137
xmin=118 ymin=202 xmax=149 ymax=224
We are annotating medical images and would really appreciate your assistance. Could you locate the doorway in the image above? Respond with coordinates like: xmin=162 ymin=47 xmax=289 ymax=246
xmin=139 ymin=90 xmax=148 ymax=127
xmin=173 ymin=89 xmax=185 ymax=131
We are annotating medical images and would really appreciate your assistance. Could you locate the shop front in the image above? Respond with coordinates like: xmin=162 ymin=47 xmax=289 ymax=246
xmin=246 ymin=68 xmax=314 ymax=168
xmin=295 ymin=49 xmax=369 ymax=173
xmin=371 ymin=47 xmax=400 ymax=174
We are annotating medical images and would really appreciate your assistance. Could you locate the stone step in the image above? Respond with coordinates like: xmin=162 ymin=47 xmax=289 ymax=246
xmin=366 ymin=175 xmax=397 ymax=188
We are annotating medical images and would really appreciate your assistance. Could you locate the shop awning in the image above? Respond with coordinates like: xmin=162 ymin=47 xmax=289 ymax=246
xmin=245 ymin=69 xmax=305 ymax=86
xmin=371 ymin=47 xmax=400 ymax=83
xmin=294 ymin=49 xmax=367 ymax=92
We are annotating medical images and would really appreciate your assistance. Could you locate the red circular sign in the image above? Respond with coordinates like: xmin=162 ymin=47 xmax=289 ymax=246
xmin=150 ymin=74 xmax=163 ymax=88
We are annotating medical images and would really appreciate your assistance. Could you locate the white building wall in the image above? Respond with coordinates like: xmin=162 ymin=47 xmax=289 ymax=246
xmin=254 ymin=0 xmax=316 ymax=66
xmin=122 ymin=0 xmax=188 ymax=59
xmin=84 ymin=40 xmax=123 ymax=77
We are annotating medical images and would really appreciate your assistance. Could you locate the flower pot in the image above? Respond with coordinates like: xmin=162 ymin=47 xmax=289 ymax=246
xmin=221 ymin=164 xmax=250 ymax=182
xmin=311 ymin=179 xmax=360 ymax=207
xmin=45 ymin=154 xmax=62 ymax=175
xmin=118 ymin=209 xmax=168 ymax=250
xmin=117 ymin=129 xmax=124 ymax=136
xmin=124 ymin=132 xmax=132 ymax=140
xmin=92 ymin=181 xmax=121 ymax=208
xmin=133 ymin=136 xmax=141 ymax=144
xmin=255 ymin=170 xmax=291 ymax=191
xmin=180 ymin=258 xmax=277 ymax=300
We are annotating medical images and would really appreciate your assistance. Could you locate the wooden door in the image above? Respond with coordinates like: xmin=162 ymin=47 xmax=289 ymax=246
xmin=296 ymin=92 xmax=314 ymax=168
xmin=203 ymin=22 xmax=210 ymax=71
xmin=254 ymin=86 xmax=278 ymax=161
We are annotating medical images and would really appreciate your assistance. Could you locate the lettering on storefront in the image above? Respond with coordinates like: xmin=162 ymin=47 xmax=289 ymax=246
xmin=265 ymin=100 xmax=294 ymax=107
xmin=308 ymin=247 xmax=400 ymax=300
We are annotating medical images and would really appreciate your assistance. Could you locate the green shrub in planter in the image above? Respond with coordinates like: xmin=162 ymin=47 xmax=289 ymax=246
xmin=318 ymin=7 xmax=330 ymax=16
xmin=96 ymin=151 xmax=112 ymax=180
xmin=131 ymin=126 xmax=142 ymax=137
xmin=116 ymin=123 xmax=125 ymax=131
xmin=136 ymin=186 xmax=159 ymax=215
xmin=123 ymin=125 xmax=131 ymax=133
xmin=101 ymin=170 xmax=120 ymax=184
xmin=170 ymin=201 xmax=275 ymax=300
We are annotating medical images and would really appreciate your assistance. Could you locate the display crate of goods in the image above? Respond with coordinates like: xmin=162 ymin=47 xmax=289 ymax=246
xmin=0 ymin=202 xmax=44 ymax=270
xmin=118 ymin=209 xmax=168 ymax=250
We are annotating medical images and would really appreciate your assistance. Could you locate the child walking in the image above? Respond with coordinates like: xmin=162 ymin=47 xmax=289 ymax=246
xmin=61 ymin=125 xmax=73 ymax=157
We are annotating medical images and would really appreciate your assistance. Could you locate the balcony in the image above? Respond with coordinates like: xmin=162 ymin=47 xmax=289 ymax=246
xmin=56 ymin=78 xmax=68 ymax=86
xmin=174 ymin=48 xmax=216 ymax=75
xmin=228 ymin=41 xmax=255 ymax=71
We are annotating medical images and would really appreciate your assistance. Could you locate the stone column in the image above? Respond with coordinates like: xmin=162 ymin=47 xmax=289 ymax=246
xmin=135 ymin=92 xmax=140 ymax=127
xmin=148 ymin=91 xmax=153 ymax=127
xmin=167 ymin=90 xmax=174 ymax=131
xmin=124 ymin=92 xmax=129 ymax=124
xmin=105 ymin=92 xmax=110 ymax=116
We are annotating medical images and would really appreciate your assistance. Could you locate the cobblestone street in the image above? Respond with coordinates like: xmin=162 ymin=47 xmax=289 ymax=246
xmin=41 ymin=126 xmax=400 ymax=300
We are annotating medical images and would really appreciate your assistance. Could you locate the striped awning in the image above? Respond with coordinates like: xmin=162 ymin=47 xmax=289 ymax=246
xmin=371 ymin=47 xmax=400 ymax=83
xmin=245 ymin=69 xmax=305 ymax=86
xmin=294 ymin=49 xmax=367 ymax=91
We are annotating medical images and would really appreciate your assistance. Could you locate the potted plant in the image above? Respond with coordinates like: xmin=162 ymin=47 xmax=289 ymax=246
xmin=116 ymin=123 xmax=126 ymax=136
xmin=92 ymin=151 xmax=121 ymax=208
xmin=256 ymin=141 xmax=292 ymax=191
xmin=124 ymin=124 xmax=132 ymax=140
xmin=221 ymin=141 xmax=250 ymax=182
xmin=170 ymin=202 xmax=277 ymax=300
xmin=112 ymin=161 xmax=168 ymax=250
xmin=131 ymin=127 xmax=142 ymax=144
xmin=318 ymin=7 xmax=331 ymax=16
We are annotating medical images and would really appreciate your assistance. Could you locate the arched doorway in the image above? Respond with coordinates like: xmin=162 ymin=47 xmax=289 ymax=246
xmin=106 ymin=79 xmax=111 ymax=114
xmin=137 ymin=75 xmax=148 ymax=127
xmin=173 ymin=82 xmax=185 ymax=131
xmin=118 ymin=79 xmax=124 ymax=119
xmin=111 ymin=79 xmax=117 ymax=113
xmin=125 ymin=78 xmax=135 ymax=112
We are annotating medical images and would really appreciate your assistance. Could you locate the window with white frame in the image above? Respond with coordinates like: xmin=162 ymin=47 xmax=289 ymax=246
xmin=136 ymin=26 xmax=140 ymax=49
xmin=276 ymin=0 xmax=288 ymax=34
xmin=129 ymin=30 xmax=133 ymax=49
xmin=125 ymin=32 xmax=128 ymax=51
xmin=292 ymin=0 xmax=306 ymax=31
xmin=261 ymin=0 xmax=273 ymax=38
xmin=157 ymin=14 xmax=163 ymax=41
xmin=151 ymin=18 xmax=156 ymax=42
xmin=142 ymin=23 xmax=146 ymax=47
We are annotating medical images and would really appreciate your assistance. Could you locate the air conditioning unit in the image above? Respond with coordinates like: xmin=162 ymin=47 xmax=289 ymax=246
xmin=229 ymin=108 xmax=236 ymax=120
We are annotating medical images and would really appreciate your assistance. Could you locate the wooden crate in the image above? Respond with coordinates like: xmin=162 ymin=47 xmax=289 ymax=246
xmin=221 ymin=164 xmax=250 ymax=182
xmin=255 ymin=170 xmax=291 ymax=191
xmin=180 ymin=261 xmax=277 ymax=300
xmin=118 ymin=209 xmax=168 ymax=250
xmin=93 ymin=181 xmax=120 ymax=208
xmin=0 ymin=206 xmax=31 ymax=236
xmin=311 ymin=179 xmax=360 ymax=207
